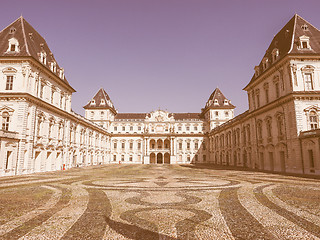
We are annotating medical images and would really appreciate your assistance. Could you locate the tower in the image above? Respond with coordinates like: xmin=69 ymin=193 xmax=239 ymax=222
xmin=83 ymin=88 xmax=117 ymax=129
xmin=201 ymin=88 xmax=235 ymax=131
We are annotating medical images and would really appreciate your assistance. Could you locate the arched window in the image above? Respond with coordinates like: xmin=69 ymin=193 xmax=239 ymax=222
xmin=266 ymin=117 xmax=272 ymax=139
xmin=309 ymin=111 xmax=318 ymax=129
xmin=2 ymin=112 xmax=10 ymax=131
xmin=257 ymin=120 xmax=263 ymax=140
xmin=276 ymin=114 xmax=284 ymax=137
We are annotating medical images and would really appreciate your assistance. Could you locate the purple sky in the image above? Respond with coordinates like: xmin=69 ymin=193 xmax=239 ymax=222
xmin=1 ymin=0 xmax=320 ymax=115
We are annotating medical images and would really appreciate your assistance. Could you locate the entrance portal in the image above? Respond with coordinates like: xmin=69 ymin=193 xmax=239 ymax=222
xmin=157 ymin=153 xmax=163 ymax=164
xmin=164 ymin=153 xmax=170 ymax=164
xmin=150 ymin=153 xmax=156 ymax=164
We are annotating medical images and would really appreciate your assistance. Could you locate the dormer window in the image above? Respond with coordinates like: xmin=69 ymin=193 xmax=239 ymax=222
xmin=7 ymin=38 xmax=20 ymax=53
xmin=100 ymin=99 xmax=105 ymax=105
xmin=262 ymin=57 xmax=269 ymax=70
xmin=40 ymin=51 xmax=47 ymax=65
xmin=224 ymin=99 xmax=229 ymax=105
xmin=299 ymin=35 xmax=311 ymax=49
xmin=214 ymin=99 xmax=219 ymax=105
xmin=272 ymin=48 xmax=279 ymax=62
xmin=254 ymin=66 xmax=260 ymax=77
xmin=301 ymin=24 xmax=308 ymax=31
xmin=10 ymin=44 xmax=16 ymax=52
xmin=90 ymin=99 xmax=96 ymax=105
xmin=50 ymin=62 xmax=57 ymax=73
xmin=59 ymin=68 xmax=64 ymax=79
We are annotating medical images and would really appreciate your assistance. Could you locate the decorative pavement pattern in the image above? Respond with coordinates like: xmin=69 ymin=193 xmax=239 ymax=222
xmin=0 ymin=165 xmax=319 ymax=239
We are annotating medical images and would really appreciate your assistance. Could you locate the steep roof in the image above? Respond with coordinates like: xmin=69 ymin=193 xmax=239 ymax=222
xmin=245 ymin=14 xmax=320 ymax=89
xmin=173 ymin=113 xmax=202 ymax=120
xmin=0 ymin=16 xmax=74 ymax=91
xmin=115 ymin=113 xmax=147 ymax=120
xmin=202 ymin=88 xmax=235 ymax=113
xmin=83 ymin=88 xmax=117 ymax=113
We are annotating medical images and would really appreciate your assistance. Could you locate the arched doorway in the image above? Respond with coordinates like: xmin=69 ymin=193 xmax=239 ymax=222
xmin=164 ymin=153 xmax=170 ymax=164
xmin=150 ymin=153 xmax=156 ymax=164
xmin=157 ymin=153 xmax=163 ymax=164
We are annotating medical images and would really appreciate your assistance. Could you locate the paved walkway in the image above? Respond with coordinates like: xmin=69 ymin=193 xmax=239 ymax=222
xmin=0 ymin=164 xmax=319 ymax=239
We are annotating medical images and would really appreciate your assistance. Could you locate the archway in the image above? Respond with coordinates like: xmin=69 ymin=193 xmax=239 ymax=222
xmin=150 ymin=140 xmax=156 ymax=150
xmin=243 ymin=150 xmax=247 ymax=167
xmin=164 ymin=153 xmax=170 ymax=164
xmin=157 ymin=139 xmax=163 ymax=149
xmin=150 ymin=153 xmax=156 ymax=164
xmin=157 ymin=153 xmax=163 ymax=164
xmin=164 ymin=139 xmax=170 ymax=150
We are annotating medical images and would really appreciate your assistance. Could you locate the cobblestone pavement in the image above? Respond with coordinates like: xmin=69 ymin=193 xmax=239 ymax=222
xmin=0 ymin=164 xmax=319 ymax=240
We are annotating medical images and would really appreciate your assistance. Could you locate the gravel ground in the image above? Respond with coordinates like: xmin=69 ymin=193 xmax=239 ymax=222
xmin=0 ymin=164 xmax=319 ymax=239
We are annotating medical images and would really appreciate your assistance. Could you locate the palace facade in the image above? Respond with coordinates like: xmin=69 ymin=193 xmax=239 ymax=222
xmin=0 ymin=14 xmax=319 ymax=176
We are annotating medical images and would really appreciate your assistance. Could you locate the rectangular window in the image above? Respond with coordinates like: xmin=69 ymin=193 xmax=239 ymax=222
xmin=138 ymin=142 xmax=141 ymax=150
xmin=122 ymin=143 xmax=125 ymax=149
xmin=308 ymin=150 xmax=315 ymax=168
xmin=40 ymin=84 xmax=44 ymax=98
xmin=179 ymin=142 xmax=182 ymax=150
xmin=129 ymin=156 xmax=133 ymax=162
xmin=2 ymin=114 xmax=10 ymax=131
xmin=6 ymin=76 xmax=13 ymax=90
xmin=275 ymin=82 xmax=280 ymax=98
xmin=186 ymin=126 xmax=190 ymax=131
xmin=113 ymin=155 xmax=116 ymax=161
xmin=187 ymin=142 xmax=190 ymax=149
xmin=256 ymin=94 xmax=260 ymax=108
xmin=10 ymin=44 xmax=16 ymax=51
xmin=302 ymin=41 xmax=308 ymax=49
xmin=195 ymin=142 xmax=198 ymax=149
xmin=178 ymin=126 xmax=182 ymax=131
xmin=130 ymin=126 xmax=133 ymax=131
xmin=138 ymin=126 xmax=141 ymax=131
xmin=130 ymin=142 xmax=133 ymax=150
xmin=114 ymin=126 xmax=117 ymax=131
xmin=269 ymin=152 xmax=274 ymax=171
xmin=203 ymin=142 xmax=206 ymax=150
xmin=265 ymin=88 xmax=269 ymax=103
xmin=122 ymin=126 xmax=125 ymax=131
xmin=113 ymin=143 xmax=117 ymax=149
xmin=194 ymin=126 xmax=198 ymax=131
xmin=5 ymin=151 xmax=12 ymax=169
xmin=304 ymin=73 xmax=313 ymax=90
xmin=187 ymin=156 xmax=190 ymax=162
xmin=121 ymin=155 xmax=124 ymax=161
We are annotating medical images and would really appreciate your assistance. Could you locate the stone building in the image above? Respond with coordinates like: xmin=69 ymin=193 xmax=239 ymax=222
xmin=0 ymin=17 xmax=110 ymax=176
xmin=0 ymin=14 xmax=319 ymax=176
xmin=209 ymin=14 xmax=320 ymax=175
xmin=83 ymin=87 xmax=234 ymax=164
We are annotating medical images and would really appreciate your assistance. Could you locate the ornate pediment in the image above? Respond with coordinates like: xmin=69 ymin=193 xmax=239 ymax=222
xmin=0 ymin=105 xmax=14 ymax=114
xmin=146 ymin=110 xmax=174 ymax=122
xmin=304 ymin=105 xmax=320 ymax=112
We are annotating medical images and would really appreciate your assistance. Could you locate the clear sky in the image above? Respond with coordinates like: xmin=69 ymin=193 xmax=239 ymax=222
xmin=1 ymin=0 xmax=320 ymax=115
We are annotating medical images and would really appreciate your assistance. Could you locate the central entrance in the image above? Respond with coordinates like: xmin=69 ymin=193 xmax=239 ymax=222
xmin=149 ymin=138 xmax=171 ymax=164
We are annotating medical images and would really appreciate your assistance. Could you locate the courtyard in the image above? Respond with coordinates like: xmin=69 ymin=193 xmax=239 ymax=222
xmin=0 ymin=164 xmax=319 ymax=239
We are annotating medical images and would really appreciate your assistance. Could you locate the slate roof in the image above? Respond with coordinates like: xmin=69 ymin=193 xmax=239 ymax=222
xmin=173 ymin=113 xmax=202 ymax=120
xmin=245 ymin=14 xmax=320 ymax=89
xmin=83 ymin=88 xmax=117 ymax=113
xmin=115 ymin=113 xmax=146 ymax=120
xmin=114 ymin=112 xmax=202 ymax=120
xmin=202 ymin=88 xmax=235 ymax=113
xmin=0 ymin=16 xmax=74 ymax=91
